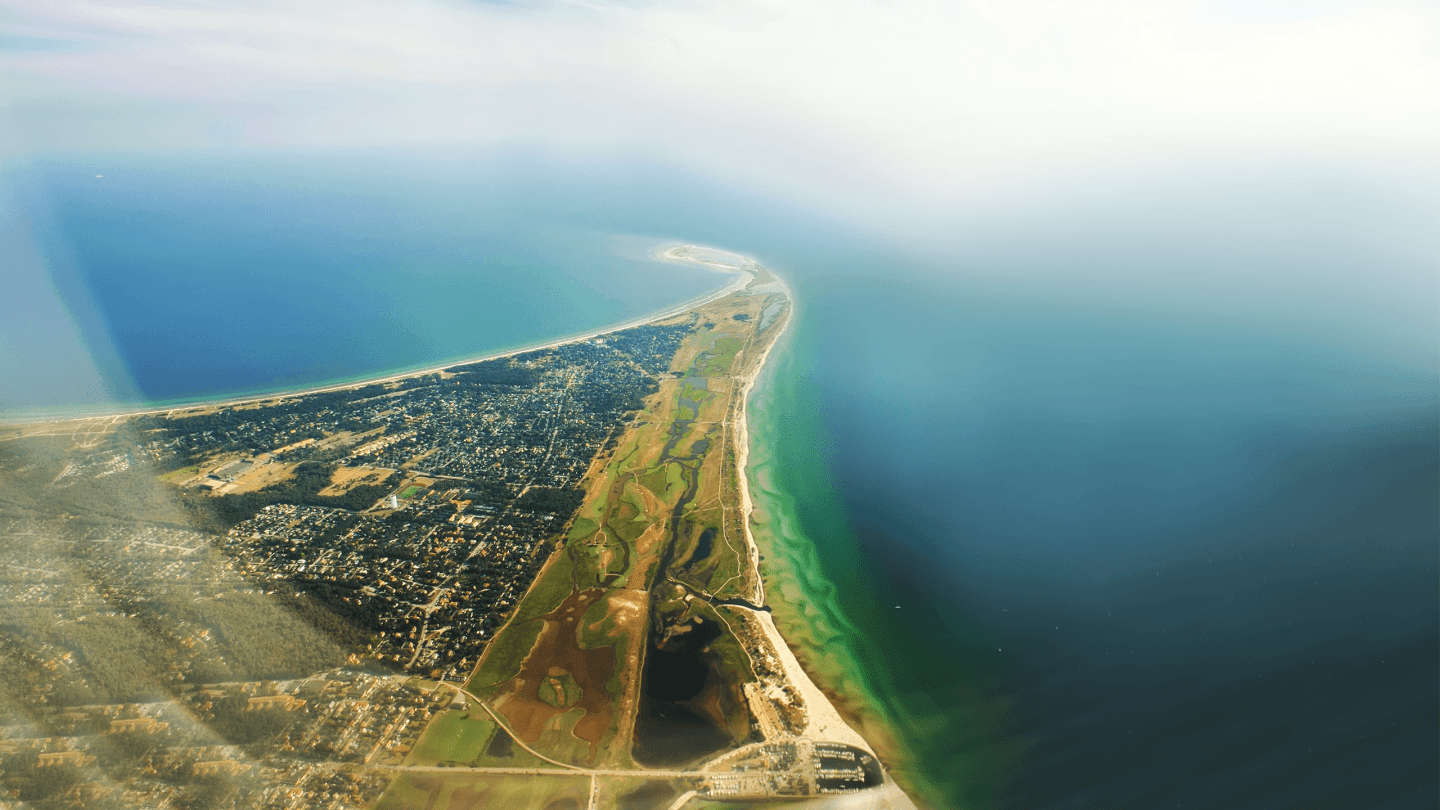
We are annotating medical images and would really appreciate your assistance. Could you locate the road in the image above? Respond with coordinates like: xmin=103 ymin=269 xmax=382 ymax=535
xmin=371 ymin=764 xmax=702 ymax=778
xmin=412 ymin=683 xmax=795 ymax=810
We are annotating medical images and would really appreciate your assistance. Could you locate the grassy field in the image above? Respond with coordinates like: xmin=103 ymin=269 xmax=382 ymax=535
xmin=406 ymin=705 xmax=557 ymax=769
xmin=408 ymin=709 xmax=497 ymax=766
xmin=157 ymin=465 xmax=198 ymax=481
xmin=376 ymin=772 xmax=589 ymax=810
xmin=594 ymin=775 xmax=690 ymax=809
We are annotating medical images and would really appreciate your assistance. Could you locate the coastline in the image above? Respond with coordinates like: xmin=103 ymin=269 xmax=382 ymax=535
xmin=740 ymin=303 xmax=939 ymax=808
xmin=0 ymin=249 xmax=747 ymax=425
xmin=732 ymin=271 xmax=922 ymax=808
xmin=734 ymin=283 xmax=866 ymax=748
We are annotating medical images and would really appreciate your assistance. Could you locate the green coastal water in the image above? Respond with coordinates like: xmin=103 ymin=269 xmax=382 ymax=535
xmin=742 ymin=221 xmax=1435 ymax=810
xmin=743 ymin=305 xmax=1011 ymax=809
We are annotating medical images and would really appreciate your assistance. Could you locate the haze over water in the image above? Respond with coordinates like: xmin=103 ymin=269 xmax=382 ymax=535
xmin=3 ymin=157 xmax=731 ymax=411
xmin=6 ymin=154 xmax=1435 ymax=809
xmin=764 ymin=200 xmax=1438 ymax=809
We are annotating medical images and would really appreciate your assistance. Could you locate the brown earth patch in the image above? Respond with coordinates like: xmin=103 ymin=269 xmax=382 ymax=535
xmin=316 ymin=464 xmax=391 ymax=496
xmin=209 ymin=458 xmax=296 ymax=494
xmin=496 ymin=587 xmax=617 ymax=763
xmin=603 ymin=589 xmax=649 ymax=639
xmin=597 ymin=587 xmax=652 ymax=757
xmin=625 ymin=524 xmax=667 ymax=589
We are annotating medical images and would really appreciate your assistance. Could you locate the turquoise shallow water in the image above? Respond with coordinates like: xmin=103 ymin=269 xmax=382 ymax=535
xmin=7 ymin=153 xmax=1437 ymax=810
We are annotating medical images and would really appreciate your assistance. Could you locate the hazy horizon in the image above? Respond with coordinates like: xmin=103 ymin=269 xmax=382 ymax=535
xmin=2 ymin=2 xmax=1437 ymax=809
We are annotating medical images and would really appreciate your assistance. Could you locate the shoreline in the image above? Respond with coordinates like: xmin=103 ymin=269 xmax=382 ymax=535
xmin=733 ymin=280 xmax=865 ymax=747
xmin=731 ymin=270 xmax=920 ymax=808
xmin=0 ymin=246 xmax=747 ymax=426
xmin=738 ymin=298 xmax=932 ymax=808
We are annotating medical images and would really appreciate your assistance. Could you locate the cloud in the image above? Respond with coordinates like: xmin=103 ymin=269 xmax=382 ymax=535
xmin=2 ymin=0 xmax=1437 ymax=213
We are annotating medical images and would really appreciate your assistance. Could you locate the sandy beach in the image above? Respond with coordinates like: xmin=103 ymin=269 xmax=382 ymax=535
xmin=728 ymin=260 xmax=921 ymax=809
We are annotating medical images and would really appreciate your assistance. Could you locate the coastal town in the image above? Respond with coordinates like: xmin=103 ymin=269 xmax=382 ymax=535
xmin=0 ymin=511 xmax=449 ymax=808
xmin=0 ymin=250 xmax=914 ymax=810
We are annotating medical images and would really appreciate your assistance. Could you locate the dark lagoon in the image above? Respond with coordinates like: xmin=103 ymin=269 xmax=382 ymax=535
xmin=6 ymin=153 xmax=1436 ymax=809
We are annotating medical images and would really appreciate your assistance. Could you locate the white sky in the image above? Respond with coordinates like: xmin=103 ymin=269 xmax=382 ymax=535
xmin=1 ymin=0 xmax=1435 ymax=409
xmin=2 ymin=0 xmax=1437 ymax=217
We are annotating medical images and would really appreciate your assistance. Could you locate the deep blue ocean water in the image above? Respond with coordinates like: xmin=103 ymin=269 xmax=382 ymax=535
xmin=7 ymin=153 xmax=1436 ymax=809
xmin=771 ymin=253 xmax=1437 ymax=809
xmin=8 ymin=155 xmax=728 ymax=407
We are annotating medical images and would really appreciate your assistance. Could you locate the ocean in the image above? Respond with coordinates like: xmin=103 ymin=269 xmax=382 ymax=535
xmin=5 ymin=154 xmax=730 ymax=409
xmin=6 ymin=153 xmax=1436 ymax=809
xmin=754 ymin=251 xmax=1438 ymax=809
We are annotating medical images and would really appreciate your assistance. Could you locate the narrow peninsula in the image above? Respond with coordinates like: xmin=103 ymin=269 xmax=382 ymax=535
xmin=0 ymin=246 xmax=917 ymax=810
